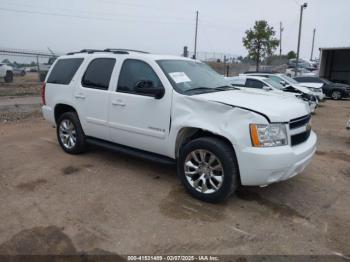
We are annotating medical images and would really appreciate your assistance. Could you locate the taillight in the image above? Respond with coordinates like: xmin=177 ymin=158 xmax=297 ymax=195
xmin=41 ymin=82 xmax=46 ymax=105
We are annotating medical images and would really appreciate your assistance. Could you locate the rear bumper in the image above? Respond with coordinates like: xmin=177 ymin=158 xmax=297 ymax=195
xmin=238 ymin=131 xmax=317 ymax=186
xmin=41 ymin=105 xmax=55 ymax=126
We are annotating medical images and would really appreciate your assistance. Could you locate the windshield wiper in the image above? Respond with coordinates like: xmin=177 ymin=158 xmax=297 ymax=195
xmin=184 ymin=87 xmax=218 ymax=94
xmin=215 ymin=85 xmax=239 ymax=90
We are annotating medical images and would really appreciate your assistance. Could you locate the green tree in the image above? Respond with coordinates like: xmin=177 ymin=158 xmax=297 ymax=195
xmin=287 ymin=51 xmax=297 ymax=59
xmin=242 ymin=20 xmax=279 ymax=71
xmin=1 ymin=59 xmax=11 ymax=64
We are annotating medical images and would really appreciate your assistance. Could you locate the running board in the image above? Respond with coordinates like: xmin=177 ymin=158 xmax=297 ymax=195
xmin=86 ymin=137 xmax=175 ymax=165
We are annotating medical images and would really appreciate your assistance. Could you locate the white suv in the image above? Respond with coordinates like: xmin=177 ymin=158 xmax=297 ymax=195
xmin=0 ymin=63 xmax=14 ymax=83
xmin=42 ymin=49 xmax=317 ymax=202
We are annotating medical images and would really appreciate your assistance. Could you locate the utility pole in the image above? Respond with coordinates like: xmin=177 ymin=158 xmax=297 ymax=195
xmin=310 ymin=28 xmax=316 ymax=61
xmin=193 ymin=11 xmax=199 ymax=59
xmin=295 ymin=3 xmax=308 ymax=76
xmin=279 ymin=22 xmax=284 ymax=57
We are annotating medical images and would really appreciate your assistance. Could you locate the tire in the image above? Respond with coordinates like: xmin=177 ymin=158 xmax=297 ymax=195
xmin=177 ymin=137 xmax=239 ymax=203
xmin=4 ymin=71 xmax=13 ymax=83
xmin=56 ymin=112 xmax=88 ymax=154
xmin=331 ymin=90 xmax=342 ymax=100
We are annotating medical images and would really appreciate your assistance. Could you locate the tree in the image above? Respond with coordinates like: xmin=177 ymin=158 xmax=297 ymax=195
xmin=287 ymin=51 xmax=297 ymax=59
xmin=1 ymin=59 xmax=11 ymax=64
xmin=242 ymin=20 xmax=279 ymax=71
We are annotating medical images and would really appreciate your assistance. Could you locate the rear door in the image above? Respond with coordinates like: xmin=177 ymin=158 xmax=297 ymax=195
xmin=108 ymin=58 xmax=172 ymax=155
xmin=74 ymin=58 xmax=116 ymax=141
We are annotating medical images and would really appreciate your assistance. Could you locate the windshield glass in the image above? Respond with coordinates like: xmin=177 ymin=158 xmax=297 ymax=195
xmin=157 ymin=60 xmax=231 ymax=94
xmin=264 ymin=78 xmax=284 ymax=90
xmin=279 ymin=74 xmax=299 ymax=84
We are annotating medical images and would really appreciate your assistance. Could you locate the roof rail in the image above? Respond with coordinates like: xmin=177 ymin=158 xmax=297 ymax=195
xmin=104 ymin=48 xmax=149 ymax=54
xmin=66 ymin=48 xmax=149 ymax=55
xmin=67 ymin=49 xmax=105 ymax=55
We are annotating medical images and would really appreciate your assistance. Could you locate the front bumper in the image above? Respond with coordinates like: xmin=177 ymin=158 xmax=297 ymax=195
xmin=316 ymin=92 xmax=326 ymax=102
xmin=237 ymin=131 xmax=317 ymax=186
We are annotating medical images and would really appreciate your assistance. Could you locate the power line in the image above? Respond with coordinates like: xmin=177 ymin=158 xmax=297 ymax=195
xmin=0 ymin=6 xmax=193 ymax=25
xmin=1 ymin=1 xmax=193 ymax=23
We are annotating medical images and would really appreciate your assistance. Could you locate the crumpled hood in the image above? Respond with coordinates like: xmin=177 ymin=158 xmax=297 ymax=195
xmin=195 ymin=90 xmax=310 ymax=122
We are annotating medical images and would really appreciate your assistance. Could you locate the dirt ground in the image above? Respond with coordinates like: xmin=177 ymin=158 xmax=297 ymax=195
xmin=0 ymin=99 xmax=349 ymax=257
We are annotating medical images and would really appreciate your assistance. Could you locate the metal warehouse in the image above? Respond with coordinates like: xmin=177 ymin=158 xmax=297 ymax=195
xmin=319 ymin=47 xmax=350 ymax=84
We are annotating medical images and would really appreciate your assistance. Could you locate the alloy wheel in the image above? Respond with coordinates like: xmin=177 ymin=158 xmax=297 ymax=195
xmin=184 ymin=149 xmax=224 ymax=194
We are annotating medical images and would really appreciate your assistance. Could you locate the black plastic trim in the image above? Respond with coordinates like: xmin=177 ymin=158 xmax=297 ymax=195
xmin=86 ymin=137 xmax=175 ymax=165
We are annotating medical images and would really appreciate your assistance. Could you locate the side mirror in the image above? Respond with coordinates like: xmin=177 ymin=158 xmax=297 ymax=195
xmin=263 ymin=86 xmax=272 ymax=91
xmin=134 ymin=80 xmax=165 ymax=99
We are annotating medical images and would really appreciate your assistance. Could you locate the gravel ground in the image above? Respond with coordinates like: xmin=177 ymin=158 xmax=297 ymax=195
xmin=0 ymin=99 xmax=349 ymax=258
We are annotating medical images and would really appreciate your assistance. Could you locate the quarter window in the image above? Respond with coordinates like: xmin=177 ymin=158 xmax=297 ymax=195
xmin=117 ymin=59 xmax=162 ymax=94
xmin=47 ymin=58 xmax=83 ymax=85
xmin=82 ymin=58 xmax=116 ymax=90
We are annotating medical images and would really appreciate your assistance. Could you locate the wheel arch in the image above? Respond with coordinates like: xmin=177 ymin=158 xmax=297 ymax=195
xmin=54 ymin=104 xmax=78 ymax=124
xmin=175 ymin=127 xmax=238 ymax=160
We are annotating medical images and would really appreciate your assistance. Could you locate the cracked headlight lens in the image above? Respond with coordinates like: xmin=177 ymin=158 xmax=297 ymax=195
xmin=250 ymin=123 xmax=288 ymax=147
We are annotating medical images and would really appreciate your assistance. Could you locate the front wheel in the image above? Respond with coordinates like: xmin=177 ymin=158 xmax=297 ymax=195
xmin=56 ymin=112 xmax=88 ymax=154
xmin=177 ymin=137 xmax=239 ymax=203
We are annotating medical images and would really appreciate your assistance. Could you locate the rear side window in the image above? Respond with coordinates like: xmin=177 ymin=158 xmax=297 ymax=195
xmin=82 ymin=58 xmax=116 ymax=90
xmin=47 ymin=58 xmax=83 ymax=85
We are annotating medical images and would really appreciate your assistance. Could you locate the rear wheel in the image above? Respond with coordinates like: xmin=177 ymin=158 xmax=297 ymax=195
xmin=57 ymin=112 xmax=87 ymax=154
xmin=177 ymin=137 xmax=239 ymax=203
xmin=331 ymin=90 xmax=342 ymax=100
xmin=4 ymin=71 xmax=13 ymax=83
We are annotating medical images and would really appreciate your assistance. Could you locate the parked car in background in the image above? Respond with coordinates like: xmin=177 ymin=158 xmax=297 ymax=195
xmin=0 ymin=63 xmax=14 ymax=83
xmin=42 ymin=49 xmax=317 ymax=202
xmin=226 ymin=75 xmax=317 ymax=113
xmin=285 ymin=67 xmax=317 ymax=77
xmin=244 ymin=72 xmax=324 ymax=102
xmin=288 ymin=59 xmax=317 ymax=71
xmin=12 ymin=67 xmax=26 ymax=76
xmin=294 ymin=76 xmax=350 ymax=100
xmin=39 ymin=57 xmax=57 ymax=81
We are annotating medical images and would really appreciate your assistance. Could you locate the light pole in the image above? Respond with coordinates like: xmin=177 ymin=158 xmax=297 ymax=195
xmin=295 ymin=3 xmax=308 ymax=76
xmin=193 ymin=11 xmax=199 ymax=59
xmin=279 ymin=22 xmax=284 ymax=57
xmin=310 ymin=28 xmax=316 ymax=61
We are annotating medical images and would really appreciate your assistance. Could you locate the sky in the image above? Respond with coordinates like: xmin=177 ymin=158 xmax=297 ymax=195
xmin=0 ymin=0 xmax=349 ymax=61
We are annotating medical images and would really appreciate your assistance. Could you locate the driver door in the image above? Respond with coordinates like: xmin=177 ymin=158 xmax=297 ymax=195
xmin=108 ymin=59 xmax=172 ymax=155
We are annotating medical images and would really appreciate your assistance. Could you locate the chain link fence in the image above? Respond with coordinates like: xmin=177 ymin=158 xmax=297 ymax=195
xmin=0 ymin=48 xmax=59 ymax=97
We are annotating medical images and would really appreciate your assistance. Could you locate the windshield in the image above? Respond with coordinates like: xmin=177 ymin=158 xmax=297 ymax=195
xmin=279 ymin=74 xmax=299 ymax=84
xmin=264 ymin=78 xmax=285 ymax=90
xmin=157 ymin=60 xmax=231 ymax=94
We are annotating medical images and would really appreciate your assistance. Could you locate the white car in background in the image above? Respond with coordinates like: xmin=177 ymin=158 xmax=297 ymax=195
xmin=285 ymin=67 xmax=317 ymax=77
xmin=0 ymin=63 xmax=14 ymax=83
xmin=226 ymin=75 xmax=317 ymax=113
xmin=244 ymin=73 xmax=325 ymax=102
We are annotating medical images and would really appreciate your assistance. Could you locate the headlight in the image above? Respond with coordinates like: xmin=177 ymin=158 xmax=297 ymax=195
xmin=250 ymin=123 xmax=288 ymax=147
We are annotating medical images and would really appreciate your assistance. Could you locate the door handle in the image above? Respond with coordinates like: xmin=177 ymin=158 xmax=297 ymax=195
xmin=75 ymin=94 xmax=86 ymax=99
xmin=112 ymin=100 xmax=126 ymax=107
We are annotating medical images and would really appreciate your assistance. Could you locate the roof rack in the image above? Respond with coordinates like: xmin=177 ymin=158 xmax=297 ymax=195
xmin=67 ymin=48 xmax=149 ymax=55
xmin=104 ymin=48 xmax=149 ymax=54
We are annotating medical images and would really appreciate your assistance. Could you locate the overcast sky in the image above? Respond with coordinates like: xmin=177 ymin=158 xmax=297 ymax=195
xmin=1 ymin=0 xmax=349 ymax=60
